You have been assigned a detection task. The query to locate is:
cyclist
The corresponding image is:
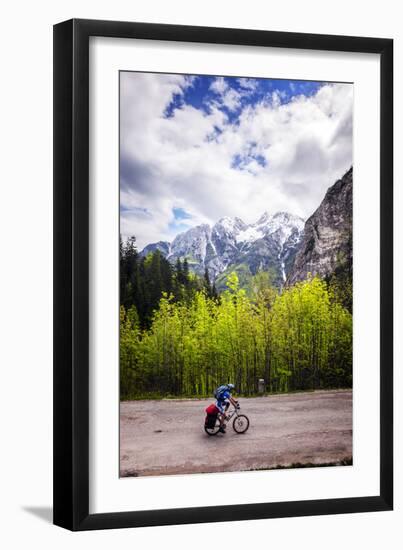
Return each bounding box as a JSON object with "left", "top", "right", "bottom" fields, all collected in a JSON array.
[{"left": 215, "top": 383, "right": 239, "bottom": 433}]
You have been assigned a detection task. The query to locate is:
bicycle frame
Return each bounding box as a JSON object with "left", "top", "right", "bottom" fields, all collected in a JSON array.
[{"left": 220, "top": 406, "right": 240, "bottom": 423}]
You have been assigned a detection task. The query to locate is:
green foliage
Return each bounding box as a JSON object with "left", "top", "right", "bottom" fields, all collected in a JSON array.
[
  {"left": 120, "top": 271, "right": 352, "bottom": 399},
  {"left": 120, "top": 237, "right": 203, "bottom": 328},
  {"left": 215, "top": 262, "right": 254, "bottom": 292},
  {"left": 120, "top": 305, "right": 141, "bottom": 399}
]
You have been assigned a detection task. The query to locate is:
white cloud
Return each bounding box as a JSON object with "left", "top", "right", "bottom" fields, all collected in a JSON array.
[
  {"left": 237, "top": 78, "right": 259, "bottom": 91},
  {"left": 209, "top": 76, "right": 245, "bottom": 112},
  {"left": 120, "top": 73, "right": 353, "bottom": 249},
  {"left": 209, "top": 76, "right": 228, "bottom": 95}
]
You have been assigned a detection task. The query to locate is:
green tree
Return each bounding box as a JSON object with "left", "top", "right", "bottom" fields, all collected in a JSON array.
[{"left": 120, "top": 262, "right": 352, "bottom": 399}]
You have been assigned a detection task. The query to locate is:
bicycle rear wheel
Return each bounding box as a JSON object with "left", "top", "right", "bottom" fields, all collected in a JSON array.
[
  {"left": 204, "top": 416, "right": 221, "bottom": 436},
  {"left": 233, "top": 414, "right": 249, "bottom": 434}
]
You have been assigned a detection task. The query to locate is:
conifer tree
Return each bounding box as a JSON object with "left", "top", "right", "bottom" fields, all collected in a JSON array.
[
  {"left": 203, "top": 267, "right": 212, "bottom": 297},
  {"left": 183, "top": 257, "right": 189, "bottom": 279}
]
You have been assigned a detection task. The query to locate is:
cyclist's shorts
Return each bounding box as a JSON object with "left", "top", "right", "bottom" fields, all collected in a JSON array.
[{"left": 216, "top": 400, "right": 226, "bottom": 413}]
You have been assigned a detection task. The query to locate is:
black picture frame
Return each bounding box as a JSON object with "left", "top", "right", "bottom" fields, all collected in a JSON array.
[{"left": 53, "top": 18, "right": 393, "bottom": 531}]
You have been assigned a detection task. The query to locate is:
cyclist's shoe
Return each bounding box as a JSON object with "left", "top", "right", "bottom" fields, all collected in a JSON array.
[{"left": 219, "top": 426, "right": 226, "bottom": 433}]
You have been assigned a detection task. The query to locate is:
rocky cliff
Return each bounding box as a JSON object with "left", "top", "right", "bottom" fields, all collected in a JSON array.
[{"left": 286, "top": 167, "right": 352, "bottom": 286}]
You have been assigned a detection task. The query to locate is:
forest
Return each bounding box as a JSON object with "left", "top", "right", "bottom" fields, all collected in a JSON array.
[{"left": 120, "top": 237, "right": 352, "bottom": 399}]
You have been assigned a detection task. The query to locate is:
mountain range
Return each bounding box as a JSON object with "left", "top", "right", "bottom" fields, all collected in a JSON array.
[
  {"left": 141, "top": 211, "right": 305, "bottom": 287},
  {"left": 140, "top": 167, "right": 353, "bottom": 290}
]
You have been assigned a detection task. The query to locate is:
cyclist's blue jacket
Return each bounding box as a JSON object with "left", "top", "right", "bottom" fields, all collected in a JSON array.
[{"left": 216, "top": 390, "right": 231, "bottom": 412}]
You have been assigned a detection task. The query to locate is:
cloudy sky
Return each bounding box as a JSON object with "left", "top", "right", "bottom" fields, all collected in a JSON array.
[{"left": 120, "top": 72, "right": 353, "bottom": 249}]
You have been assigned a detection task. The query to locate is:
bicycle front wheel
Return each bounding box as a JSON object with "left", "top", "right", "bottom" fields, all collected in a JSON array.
[{"left": 233, "top": 414, "right": 249, "bottom": 434}]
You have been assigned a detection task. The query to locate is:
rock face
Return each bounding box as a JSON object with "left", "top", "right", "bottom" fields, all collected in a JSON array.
[
  {"left": 140, "top": 211, "right": 304, "bottom": 286},
  {"left": 286, "top": 167, "right": 352, "bottom": 286},
  {"left": 141, "top": 241, "right": 170, "bottom": 257}
]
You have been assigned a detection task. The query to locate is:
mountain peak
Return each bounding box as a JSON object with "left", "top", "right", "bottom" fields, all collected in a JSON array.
[
  {"left": 215, "top": 216, "right": 246, "bottom": 231},
  {"left": 216, "top": 216, "right": 235, "bottom": 228},
  {"left": 273, "top": 211, "right": 290, "bottom": 219},
  {"left": 272, "top": 211, "right": 305, "bottom": 228},
  {"left": 255, "top": 211, "right": 271, "bottom": 225}
]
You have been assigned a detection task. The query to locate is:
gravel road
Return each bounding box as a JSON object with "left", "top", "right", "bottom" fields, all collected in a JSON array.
[{"left": 120, "top": 389, "right": 352, "bottom": 477}]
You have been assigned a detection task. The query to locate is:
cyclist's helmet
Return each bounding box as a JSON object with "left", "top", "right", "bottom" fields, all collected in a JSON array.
[{"left": 227, "top": 383, "right": 235, "bottom": 391}]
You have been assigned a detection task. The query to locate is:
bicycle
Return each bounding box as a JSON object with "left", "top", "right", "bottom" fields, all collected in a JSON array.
[{"left": 204, "top": 402, "right": 250, "bottom": 436}]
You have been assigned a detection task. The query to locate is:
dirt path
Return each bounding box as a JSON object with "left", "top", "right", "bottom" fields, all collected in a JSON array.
[{"left": 120, "top": 389, "right": 352, "bottom": 477}]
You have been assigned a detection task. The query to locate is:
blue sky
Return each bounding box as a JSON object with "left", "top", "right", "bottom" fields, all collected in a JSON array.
[
  {"left": 120, "top": 73, "right": 353, "bottom": 249},
  {"left": 165, "top": 76, "right": 323, "bottom": 122}
]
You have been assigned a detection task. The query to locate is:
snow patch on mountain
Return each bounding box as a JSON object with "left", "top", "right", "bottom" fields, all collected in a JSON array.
[
  {"left": 236, "top": 226, "right": 263, "bottom": 244},
  {"left": 237, "top": 211, "right": 304, "bottom": 247}
]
